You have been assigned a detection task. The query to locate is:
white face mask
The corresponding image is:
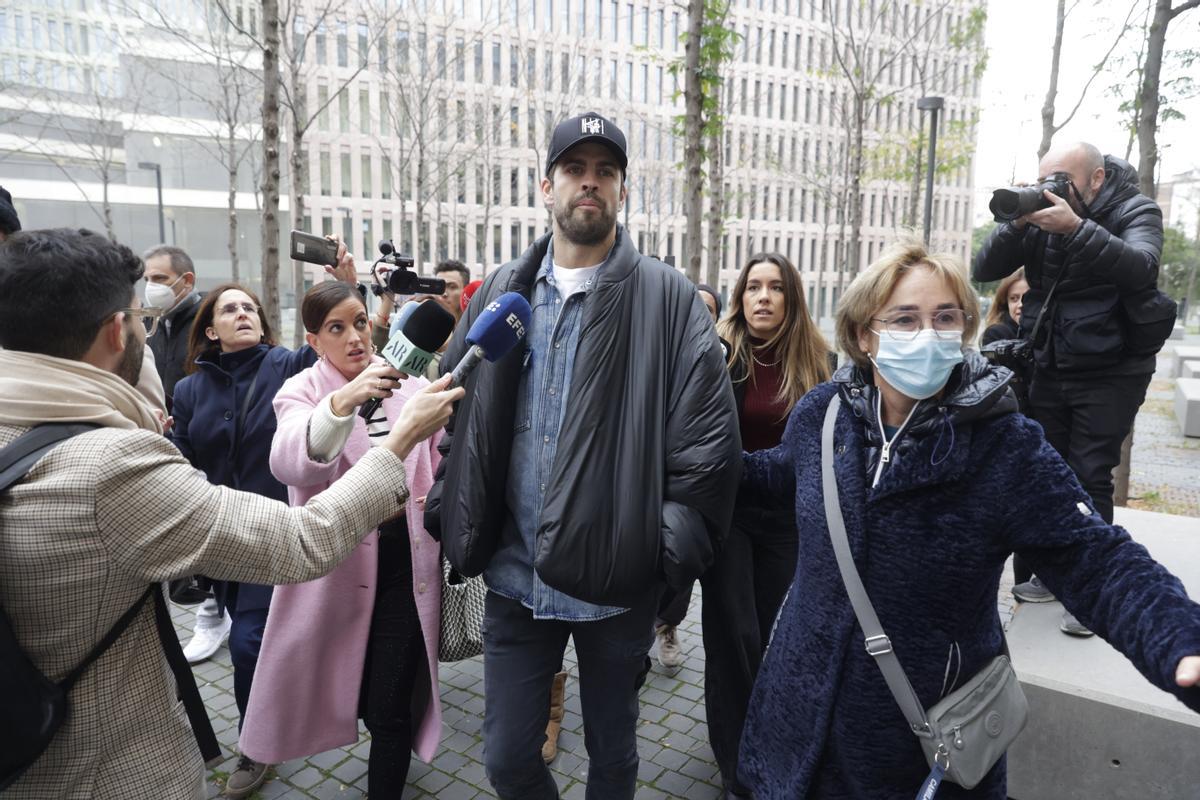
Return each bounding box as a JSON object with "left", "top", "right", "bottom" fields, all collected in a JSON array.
[{"left": 144, "top": 275, "right": 183, "bottom": 311}]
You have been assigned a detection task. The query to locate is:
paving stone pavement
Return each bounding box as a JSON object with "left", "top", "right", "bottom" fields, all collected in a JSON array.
[{"left": 177, "top": 341, "right": 1198, "bottom": 798}]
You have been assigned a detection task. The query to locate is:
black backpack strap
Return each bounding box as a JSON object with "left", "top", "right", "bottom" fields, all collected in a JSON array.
[
  {"left": 58, "top": 586, "right": 155, "bottom": 692},
  {"left": 151, "top": 587, "right": 222, "bottom": 764},
  {"left": 0, "top": 423, "right": 100, "bottom": 493}
]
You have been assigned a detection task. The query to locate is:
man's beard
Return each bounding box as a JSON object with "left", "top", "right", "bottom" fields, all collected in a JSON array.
[
  {"left": 553, "top": 193, "right": 617, "bottom": 246},
  {"left": 117, "top": 330, "right": 143, "bottom": 387}
]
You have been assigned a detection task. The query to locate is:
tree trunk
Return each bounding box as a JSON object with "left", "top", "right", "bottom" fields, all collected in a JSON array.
[
  {"left": 841, "top": 94, "right": 865, "bottom": 298},
  {"left": 1038, "top": 0, "right": 1067, "bottom": 160},
  {"left": 290, "top": 114, "right": 307, "bottom": 347},
  {"left": 704, "top": 95, "right": 725, "bottom": 289},
  {"left": 259, "top": 0, "right": 283, "bottom": 338},
  {"left": 682, "top": 0, "right": 705, "bottom": 284},
  {"left": 227, "top": 124, "right": 240, "bottom": 283},
  {"left": 1136, "top": 0, "right": 1173, "bottom": 197},
  {"left": 102, "top": 175, "right": 115, "bottom": 242}
]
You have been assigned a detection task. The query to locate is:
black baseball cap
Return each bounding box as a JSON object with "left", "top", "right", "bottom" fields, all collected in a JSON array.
[{"left": 545, "top": 112, "right": 628, "bottom": 175}]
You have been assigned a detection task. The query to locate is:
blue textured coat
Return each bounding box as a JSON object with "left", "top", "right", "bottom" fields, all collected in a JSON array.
[
  {"left": 169, "top": 343, "right": 316, "bottom": 611},
  {"left": 738, "top": 354, "right": 1200, "bottom": 799}
]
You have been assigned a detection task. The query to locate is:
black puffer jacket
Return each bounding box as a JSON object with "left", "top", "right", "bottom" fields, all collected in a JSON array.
[
  {"left": 973, "top": 156, "right": 1172, "bottom": 375},
  {"left": 149, "top": 292, "right": 202, "bottom": 404},
  {"left": 423, "top": 227, "right": 742, "bottom": 606},
  {"left": 833, "top": 350, "right": 1018, "bottom": 485}
]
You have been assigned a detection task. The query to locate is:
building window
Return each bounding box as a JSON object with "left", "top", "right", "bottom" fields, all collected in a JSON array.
[
  {"left": 361, "top": 154, "right": 372, "bottom": 198},
  {"left": 340, "top": 152, "right": 352, "bottom": 197},
  {"left": 336, "top": 20, "right": 348, "bottom": 67},
  {"left": 357, "top": 21, "right": 368, "bottom": 68}
]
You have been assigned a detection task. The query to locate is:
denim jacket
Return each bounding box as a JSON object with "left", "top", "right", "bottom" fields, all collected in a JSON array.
[{"left": 484, "top": 240, "right": 626, "bottom": 621}]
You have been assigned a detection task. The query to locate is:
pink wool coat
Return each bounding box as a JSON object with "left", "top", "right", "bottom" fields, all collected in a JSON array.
[{"left": 239, "top": 356, "right": 443, "bottom": 764}]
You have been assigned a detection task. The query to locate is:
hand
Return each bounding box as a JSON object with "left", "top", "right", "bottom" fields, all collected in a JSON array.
[
  {"left": 1176, "top": 656, "right": 1200, "bottom": 688},
  {"left": 384, "top": 375, "right": 464, "bottom": 459},
  {"left": 1025, "top": 190, "right": 1082, "bottom": 235},
  {"left": 330, "top": 363, "right": 405, "bottom": 417},
  {"left": 153, "top": 409, "right": 174, "bottom": 434},
  {"left": 325, "top": 235, "right": 358, "bottom": 284}
]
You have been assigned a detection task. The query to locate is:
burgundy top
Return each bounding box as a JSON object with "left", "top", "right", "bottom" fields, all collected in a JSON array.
[{"left": 739, "top": 341, "right": 791, "bottom": 452}]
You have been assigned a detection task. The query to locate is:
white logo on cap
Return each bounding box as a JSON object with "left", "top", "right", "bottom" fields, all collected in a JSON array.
[{"left": 581, "top": 117, "right": 605, "bottom": 135}]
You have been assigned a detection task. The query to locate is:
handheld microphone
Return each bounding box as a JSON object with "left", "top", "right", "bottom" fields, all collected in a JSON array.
[
  {"left": 449, "top": 292, "right": 533, "bottom": 387},
  {"left": 359, "top": 300, "right": 456, "bottom": 420},
  {"left": 388, "top": 299, "right": 421, "bottom": 338}
]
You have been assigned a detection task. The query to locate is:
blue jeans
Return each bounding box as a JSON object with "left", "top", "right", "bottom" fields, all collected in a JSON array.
[
  {"left": 481, "top": 590, "right": 657, "bottom": 800},
  {"left": 229, "top": 604, "right": 268, "bottom": 732}
]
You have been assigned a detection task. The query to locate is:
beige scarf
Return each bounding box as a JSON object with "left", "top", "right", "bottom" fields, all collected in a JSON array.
[{"left": 0, "top": 349, "right": 163, "bottom": 434}]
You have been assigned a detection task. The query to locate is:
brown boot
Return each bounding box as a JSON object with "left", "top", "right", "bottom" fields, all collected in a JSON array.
[{"left": 541, "top": 670, "right": 568, "bottom": 763}]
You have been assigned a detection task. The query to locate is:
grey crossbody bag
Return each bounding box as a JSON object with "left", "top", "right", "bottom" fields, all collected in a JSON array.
[{"left": 821, "top": 395, "right": 1028, "bottom": 794}]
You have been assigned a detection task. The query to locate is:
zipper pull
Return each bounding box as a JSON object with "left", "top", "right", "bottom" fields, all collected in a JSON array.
[
  {"left": 953, "top": 726, "right": 964, "bottom": 749},
  {"left": 880, "top": 440, "right": 892, "bottom": 464}
]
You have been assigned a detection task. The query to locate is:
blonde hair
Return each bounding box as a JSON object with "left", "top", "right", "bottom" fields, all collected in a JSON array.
[
  {"left": 835, "top": 237, "right": 980, "bottom": 369},
  {"left": 719, "top": 252, "right": 831, "bottom": 414},
  {"left": 985, "top": 267, "right": 1027, "bottom": 329}
]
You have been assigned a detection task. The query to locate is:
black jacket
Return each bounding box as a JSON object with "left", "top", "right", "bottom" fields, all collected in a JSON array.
[
  {"left": 424, "top": 227, "right": 742, "bottom": 606},
  {"left": 149, "top": 292, "right": 202, "bottom": 403},
  {"left": 973, "top": 156, "right": 1173, "bottom": 376}
]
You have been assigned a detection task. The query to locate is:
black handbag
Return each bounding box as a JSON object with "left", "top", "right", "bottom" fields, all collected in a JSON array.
[{"left": 0, "top": 423, "right": 220, "bottom": 790}]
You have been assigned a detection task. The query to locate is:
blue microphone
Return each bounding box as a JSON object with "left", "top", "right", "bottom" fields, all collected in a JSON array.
[
  {"left": 359, "top": 300, "right": 456, "bottom": 420},
  {"left": 449, "top": 292, "right": 533, "bottom": 387}
]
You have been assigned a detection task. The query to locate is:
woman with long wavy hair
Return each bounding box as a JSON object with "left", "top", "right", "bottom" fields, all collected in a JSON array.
[{"left": 702, "top": 252, "right": 832, "bottom": 797}]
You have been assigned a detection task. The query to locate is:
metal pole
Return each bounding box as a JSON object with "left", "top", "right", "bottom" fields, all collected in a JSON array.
[
  {"left": 137, "top": 161, "right": 166, "bottom": 243},
  {"left": 916, "top": 97, "right": 944, "bottom": 245},
  {"left": 154, "top": 165, "right": 165, "bottom": 244}
]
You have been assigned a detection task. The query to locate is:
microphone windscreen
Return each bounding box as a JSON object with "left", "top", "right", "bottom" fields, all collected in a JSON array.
[
  {"left": 401, "top": 300, "right": 456, "bottom": 353},
  {"left": 465, "top": 292, "right": 533, "bottom": 361},
  {"left": 389, "top": 300, "right": 421, "bottom": 337}
]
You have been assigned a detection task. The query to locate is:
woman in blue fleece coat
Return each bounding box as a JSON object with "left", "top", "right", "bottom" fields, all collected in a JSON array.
[{"left": 737, "top": 239, "right": 1200, "bottom": 800}]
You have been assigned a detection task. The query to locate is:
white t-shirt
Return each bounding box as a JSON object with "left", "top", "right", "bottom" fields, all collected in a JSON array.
[{"left": 552, "top": 262, "right": 602, "bottom": 300}]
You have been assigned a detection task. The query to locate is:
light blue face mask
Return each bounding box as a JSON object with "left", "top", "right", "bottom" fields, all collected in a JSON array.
[{"left": 869, "top": 328, "right": 963, "bottom": 400}]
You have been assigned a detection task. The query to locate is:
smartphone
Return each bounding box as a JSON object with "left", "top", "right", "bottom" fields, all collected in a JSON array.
[{"left": 290, "top": 230, "right": 339, "bottom": 267}]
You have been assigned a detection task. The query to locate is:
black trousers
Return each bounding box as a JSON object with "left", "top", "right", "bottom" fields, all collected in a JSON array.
[
  {"left": 656, "top": 582, "right": 694, "bottom": 628},
  {"left": 1028, "top": 370, "right": 1152, "bottom": 524},
  {"left": 700, "top": 502, "right": 798, "bottom": 792},
  {"left": 358, "top": 521, "right": 425, "bottom": 798}
]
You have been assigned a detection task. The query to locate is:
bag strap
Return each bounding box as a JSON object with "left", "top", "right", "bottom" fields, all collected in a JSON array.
[
  {"left": 229, "top": 366, "right": 263, "bottom": 463},
  {"left": 151, "top": 586, "right": 222, "bottom": 764},
  {"left": 59, "top": 586, "right": 155, "bottom": 691},
  {"left": 0, "top": 423, "right": 101, "bottom": 493},
  {"left": 1025, "top": 261, "right": 1067, "bottom": 348},
  {"left": 821, "top": 395, "right": 933, "bottom": 736}
]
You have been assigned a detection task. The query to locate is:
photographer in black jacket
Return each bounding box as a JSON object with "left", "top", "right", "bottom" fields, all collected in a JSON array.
[{"left": 974, "top": 141, "right": 1174, "bottom": 636}]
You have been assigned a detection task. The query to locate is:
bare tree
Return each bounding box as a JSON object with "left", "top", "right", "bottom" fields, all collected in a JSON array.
[
  {"left": 1038, "top": 0, "right": 1139, "bottom": 159},
  {"left": 11, "top": 31, "right": 149, "bottom": 241},
  {"left": 680, "top": 0, "right": 705, "bottom": 283},
  {"left": 133, "top": 5, "right": 262, "bottom": 281},
  {"left": 820, "top": 0, "right": 961, "bottom": 285}
]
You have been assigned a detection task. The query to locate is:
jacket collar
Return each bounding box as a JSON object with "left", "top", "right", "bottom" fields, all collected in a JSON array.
[
  {"left": 196, "top": 343, "right": 269, "bottom": 377},
  {"left": 833, "top": 351, "right": 1017, "bottom": 499},
  {"left": 504, "top": 225, "right": 640, "bottom": 296}
]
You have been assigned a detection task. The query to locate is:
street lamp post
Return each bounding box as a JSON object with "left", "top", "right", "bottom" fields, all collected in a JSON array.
[
  {"left": 916, "top": 96, "right": 944, "bottom": 245},
  {"left": 137, "top": 161, "right": 166, "bottom": 244}
]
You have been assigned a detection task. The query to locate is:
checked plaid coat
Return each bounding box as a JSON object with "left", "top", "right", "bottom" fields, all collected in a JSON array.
[{"left": 0, "top": 425, "right": 409, "bottom": 799}]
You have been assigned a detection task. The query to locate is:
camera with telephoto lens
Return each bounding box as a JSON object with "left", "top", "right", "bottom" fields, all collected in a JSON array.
[
  {"left": 988, "top": 172, "right": 1073, "bottom": 223},
  {"left": 371, "top": 240, "right": 446, "bottom": 296}
]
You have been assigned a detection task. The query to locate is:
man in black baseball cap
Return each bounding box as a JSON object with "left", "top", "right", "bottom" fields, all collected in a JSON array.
[
  {"left": 426, "top": 110, "right": 740, "bottom": 800},
  {"left": 0, "top": 186, "right": 21, "bottom": 241}
]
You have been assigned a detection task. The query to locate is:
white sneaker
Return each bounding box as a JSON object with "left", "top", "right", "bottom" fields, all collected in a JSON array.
[
  {"left": 183, "top": 613, "right": 231, "bottom": 664},
  {"left": 655, "top": 624, "right": 684, "bottom": 669}
]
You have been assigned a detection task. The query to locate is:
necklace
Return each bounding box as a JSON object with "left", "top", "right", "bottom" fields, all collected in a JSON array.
[{"left": 751, "top": 348, "right": 781, "bottom": 368}]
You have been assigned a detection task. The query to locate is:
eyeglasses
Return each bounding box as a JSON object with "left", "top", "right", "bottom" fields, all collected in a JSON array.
[
  {"left": 871, "top": 308, "right": 971, "bottom": 341},
  {"left": 115, "top": 307, "right": 164, "bottom": 338},
  {"left": 217, "top": 302, "right": 259, "bottom": 317}
]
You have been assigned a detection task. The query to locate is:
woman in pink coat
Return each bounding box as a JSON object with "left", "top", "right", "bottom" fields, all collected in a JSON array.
[{"left": 239, "top": 282, "right": 444, "bottom": 795}]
